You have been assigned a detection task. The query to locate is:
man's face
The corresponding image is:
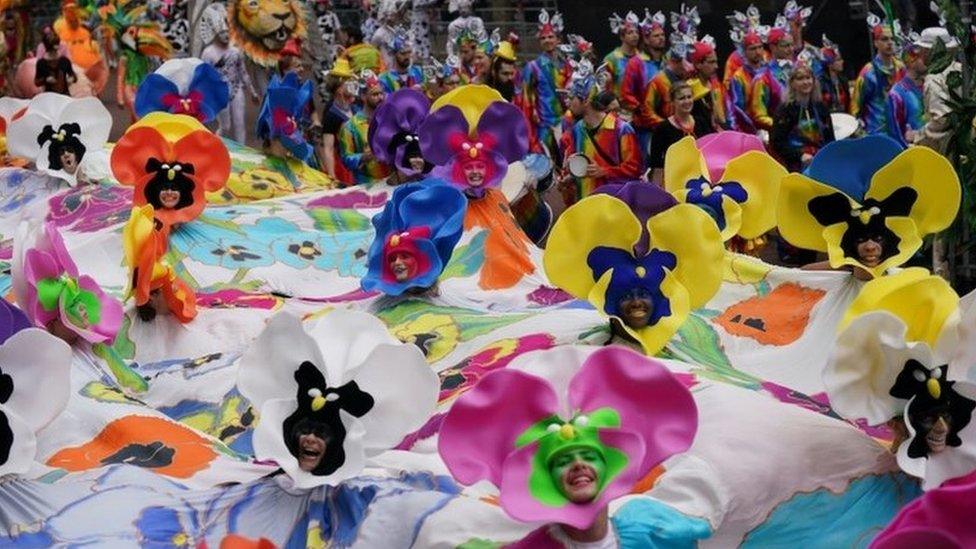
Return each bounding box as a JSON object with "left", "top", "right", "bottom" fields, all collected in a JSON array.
[
  {"left": 622, "top": 27, "right": 639, "bottom": 48},
  {"left": 64, "top": 5, "right": 80, "bottom": 27},
  {"left": 745, "top": 42, "right": 765, "bottom": 65},
  {"left": 407, "top": 155, "right": 425, "bottom": 172},
  {"left": 875, "top": 32, "right": 896, "bottom": 56},
  {"left": 856, "top": 235, "right": 884, "bottom": 267},
  {"left": 539, "top": 31, "right": 558, "bottom": 53},
  {"left": 159, "top": 188, "right": 182, "bottom": 209},
  {"left": 395, "top": 48, "right": 412, "bottom": 69},
  {"left": 773, "top": 38, "right": 793, "bottom": 60},
  {"left": 568, "top": 96, "right": 585, "bottom": 116},
  {"left": 549, "top": 447, "right": 606, "bottom": 504},
  {"left": 920, "top": 412, "right": 951, "bottom": 454},
  {"left": 696, "top": 52, "right": 718, "bottom": 79},
  {"left": 496, "top": 61, "right": 517, "bottom": 85},
  {"left": 459, "top": 41, "right": 475, "bottom": 64},
  {"left": 296, "top": 431, "right": 328, "bottom": 471},
  {"left": 389, "top": 251, "right": 417, "bottom": 282},
  {"left": 474, "top": 50, "right": 490, "bottom": 75},
  {"left": 60, "top": 149, "right": 79, "bottom": 173},
  {"left": 646, "top": 28, "right": 666, "bottom": 51},
  {"left": 463, "top": 159, "right": 487, "bottom": 186},
  {"left": 909, "top": 53, "right": 928, "bottom": 75},
  {"left": 830, "top": 57, "right": 844, "bottom": 73},
  {"left": 619, "top": 294, "right": 653, "bottom": 328},
  {"left": 365, "top": 86, "right": 386, "bottom": 109}
]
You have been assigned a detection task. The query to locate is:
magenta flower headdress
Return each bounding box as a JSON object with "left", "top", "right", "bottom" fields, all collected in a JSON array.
[
  {"left": 12, "top": 222, "right": 123, "bottom": 345},
  {"left": 438, "top": 346, "right": 697, "bottom": 529}
]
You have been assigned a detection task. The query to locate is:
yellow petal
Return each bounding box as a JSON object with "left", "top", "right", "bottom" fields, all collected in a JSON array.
[
  {"left": 663, "top": 136, "right": 709, "bottom": 194},
  {"left": 777, "top": 173, "right": 854, "bottom": 252},
  {"left": 130, "top": 112, "right": 208, "bottom": 143},
  {"left": 646, "top": 203, "right": 725, "bottom": 308},
  {"left": 822, "top": 217, "right": 922, "bottom": 278},
  {"left": 866, "top": 147, "right": 961, "bottom": 235},
  {"left": 122, "top": 205, "right": 156, "bottom": 269},
  {"left": 718, "top": 198, "right": 743, "bottom": 241},
  {"left": 614, "top": 271, "right": 691, "bottom": 356},
  {"left": 722, "top": 150, "right": 787, "bottom": 239},
  {"left": 430, "top": 85, "right": 505, "bottom": 135}
]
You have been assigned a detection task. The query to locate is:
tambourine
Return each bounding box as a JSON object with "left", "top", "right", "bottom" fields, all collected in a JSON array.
[
  {"left": 566, "top": 153, "right": 590, "bottom": 177},
  {"left": 831, "top": 112, "right": 860, "bottom": 141}
]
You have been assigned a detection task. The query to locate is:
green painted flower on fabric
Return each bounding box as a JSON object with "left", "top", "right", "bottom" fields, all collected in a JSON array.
[{"left": 37, "top": 276, "right": 103, "bottom": 328}]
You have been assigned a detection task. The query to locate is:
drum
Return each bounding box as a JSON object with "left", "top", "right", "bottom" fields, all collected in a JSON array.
[
  {"left": 831, "top": 112, "right": 859, "bottom": 140},
  {"left": 505, "top": 154, "right": 555, "bottom": 245},
  {"left": 500, "top": 161, "right": 529, "bottom": 203},
  {"left": 566, "top": 153, "right": 590, "bottom": 178}
]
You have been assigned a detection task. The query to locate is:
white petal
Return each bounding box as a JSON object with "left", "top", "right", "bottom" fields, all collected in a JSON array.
[
  {"left": 154, "top": 58, "right": 204, "bottom": 95},
  {"left": 7, "top": 111, "right": 49, "bottom": 161},
  {"left": 61, "top": 97, "right": 112, "bottom": 153},
  {"left": 350, "top": 343, "right": 438, "bottom": 450},
  {"left": 237, "top": 312, "right": 326, "bottom": 409},
  {"left": 0, "top": 329, "right": 72, "bottom": 432},
  {"left": 304, "top": 309, "right": 399, "bottom": 386},
  {"left": 824, "top": 311, "right": 933, "bottom": 426},
  {"left": 0, "top": 97, "right": 28, "bottom": 123},
  {"left": 0, "top": 408, "right": 37, "bottom": 477},
  {"left": 10, "top": 221, "right": 38, "bottom": 321}
]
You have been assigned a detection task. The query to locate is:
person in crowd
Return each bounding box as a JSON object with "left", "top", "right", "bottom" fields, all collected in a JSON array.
[
  {"left": 648, "top": 80, "right": 705, "bottom": 177},
  {"left": 748, "top": 23, "right": 794, "bottom": 134},
  {"left": 338, "top": 71, "right": 391, "bottom": 185},
  {"left": 637, "top": 39, "right": 689, "bottom": 130},
  {"left": 426, "top": 56, "right": 462, "bottom": 100},
  {"left": 619, "top": 10, "right": 666, "bottom": 118},
  {"left": 54, "top": 0, "right": 106, "bottom": 95},
  {"left": 320, "top": 58, "right": 357, "bottom": 183},
  {"left": 688, "top": 37, "right": 731, "bottom": 134},
  {"left": 521, "top": 9, "right": 571, "bottom": 157},
  {"left": 340, "top": 25, "right": 385, "bottom": 74},
  {"left": 378, "top": 27, "right": 425, "bottom": 93},
  {"left": 726, "top": 28, "right": 765, "bottom": 133},
  {"left": 602, "top": 12, "right": 646, "bottom": 101},
  {"left": 201, "top": 14, "right": 258, "bottom": 144},
  {"left": 34, "top": 29, "right": 76, "bottom": 95},
  {"left": 770, "top": 56, "right": 835, "bottom": 172},
  {"left": 819, "top": 35, "right": 850, "bottom": 113},
  {"left": 852, "top": 15, "right": 905, "bottom": 136},
  {"left": 724, "top": 4, "right": 765, "bottom": 87},
  {"left": 559, "top": 90, "right": 641, "bottom": 205},
  {"left": 887, "top": 33, "right": 926, "bottom": 147},
  {"left": 784, "top": 1, "right": 820, "bottom": 71},
  {"left": 484, "top": 41, "right": 520, "bottom": 104}
]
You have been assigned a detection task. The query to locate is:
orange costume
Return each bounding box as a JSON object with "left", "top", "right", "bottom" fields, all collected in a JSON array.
[{"left": 54, "top": 1, "right": 108, "bottom": 94}]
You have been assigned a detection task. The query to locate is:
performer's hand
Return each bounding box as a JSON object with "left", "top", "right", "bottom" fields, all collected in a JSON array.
[
  {"left": 585, "top": 164, "right": 606, "bottom": 178},
  {"left": 801, "top": 153, "right": 813, "bottom": 165}
]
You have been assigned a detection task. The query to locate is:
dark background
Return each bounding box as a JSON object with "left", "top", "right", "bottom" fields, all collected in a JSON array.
[{"left": 557, "top": 0, "right": 940, "bottom": 78}]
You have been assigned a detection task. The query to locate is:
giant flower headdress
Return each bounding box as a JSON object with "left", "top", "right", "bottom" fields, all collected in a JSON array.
[
  {"left": 237, "top": 310, "right": 437, "bottom": 488},
  {"left": 824, "top": 268, "right": 976, "bottom": 489},
  {"left": 544, "top": 187, "right": 724, "bottom": 355},
  {"left": 361, "top": 182, "right": 467, "bottom": 296},
  {"left": 368, "top": 88, "right": 432, "bottom": 177},
  {"left": 777, "top": 135, "right": 960, "bottom": 278},
  {"left": 256, "top": 72, "right": 315, "bottom": 165},
  {"left": 12, "top": 222, "right": 123, "bottom": 345},
  {"left": 111, "top": 112, "right": 230, "bottom": 229},
  {"left": 0, "top": 300, "right": 72, "bottom": 477},
  {"left": 135, "top": 57, "right": 230, "bottom": 123},
  {"left": 419, "top": 85, "right": 528, "bottom": 196},
  {"left": 438, "top": 346, "right": 698, "bottom": 529},
  {"left": 7, "top": 93, "right": 112, "bottom": 186},
  {"left": 664, "top": 133, "right": 785, "bottom": 243}
]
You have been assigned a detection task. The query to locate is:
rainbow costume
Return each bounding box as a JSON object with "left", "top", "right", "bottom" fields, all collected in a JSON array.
[
  {"left": 637, "top": 67, "right": 682, "bottom": 129},
  {"left": 521, "top": 52, "right": 571, "bottom": 156},
  {"left": 886, "top": 76, "right": 924, "bottom": 148},
  {"left": 748, "top": 59, "right": 791, "bottom": 132},
  {"left": 560, "top": 113, "right": 641, "bottom": 204},
  {"left": 378, "top": 65, "right": 425, "bottom": 94},
  {"left": 339, "top": 111, "right": 392, "bottom": 185},
  {"left": 852, "top": 54, "right": 906, "bottom": 136}
]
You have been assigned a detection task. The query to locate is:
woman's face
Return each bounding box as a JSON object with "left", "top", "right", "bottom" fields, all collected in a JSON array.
[
  {"left": 474, "top": 50, "right": 490, "bottom": 75},
  {"left": 462, "top": 159, "right": 487, "bottom": 186},
  {"left": 856, "top": 235, "right": 883, "bottom": 267},
  {"left": 792, "top": 70, "right": 815, "bottom": 96},
  {"left": 59, "top": 149, "right": 79, "bottom": 174},
  {"left": 159, "top": 188, "right": 182, "bottom": 209},
  {"left": 673, "top": 87, "right": 694, "bottom": 115}
]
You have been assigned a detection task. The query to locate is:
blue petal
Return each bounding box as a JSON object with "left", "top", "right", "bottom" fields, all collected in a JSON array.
[
  {"left": 134, "top": 74, "right": 180, "bottom": 119},
  {"left": 804, "top": 135, "right": 904, "bottom": 201}
]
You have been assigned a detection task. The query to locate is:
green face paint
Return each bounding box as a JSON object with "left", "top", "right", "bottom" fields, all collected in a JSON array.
[{"left": 548, "top": 446, "right": 607, "bottom": 504}]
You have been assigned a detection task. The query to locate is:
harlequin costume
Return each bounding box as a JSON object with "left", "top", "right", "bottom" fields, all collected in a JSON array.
[
  {"left": 723, "top": 5, "right": 766, "bottom": 88},
  {"left": 619, "top": 10, "right": 666, "bottom": 117},
  {"left": 602, "top": 12, "right": 649, "bottom": 103},
  {"left": 237, "top": 309, "right": 437, "bottom": 488},
  {"left": 825, "top": 269, "right": 976, "bottom": 490},
  {"left": 636, "top": 32, "right": 692, "bottom": 130},
  {"left": 688, "top": 37, "right": 733, "bottom": 132},
  {"left": 544, "top": 184, "right": 725, "bottom": 355},
  {"left": 338, "top": 71, "right": 392, "bottom": 185},
  {"left": 747, "top": 26, "right": 792, "bottom": 132},
  {"left": 521, "top": 9, "right": 572, "bottom": 158},
  {"left": 852, "top": 15, "right": 906, "bottom": 136},
  {"left": 887, "top": 30, "right": 925, "bottom": 148},
  {"left": 377, "top": 26, "right": 425, "bottom": 93},
  {"left": 725, "top": 9, "right": 766, "bottom": 134},
  {"left": 439, "top": 345, "right": 698, "bottom": 534},
  {"left": 112, "top": 113, "right": 230, "bottom": 323},
  {"left": 777, "top": 135, "right": 960, "bottom": 279},
  {"left": 561, "top": 110, "right": 642, "bottom": 205},
  {"left": 361, "top": 182, "right": 466, "bottom": 296}
]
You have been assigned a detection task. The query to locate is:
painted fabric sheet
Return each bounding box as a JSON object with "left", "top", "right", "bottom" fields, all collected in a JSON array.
[{"left": 0, "top": 141, "right": 921, "bottom": 548}]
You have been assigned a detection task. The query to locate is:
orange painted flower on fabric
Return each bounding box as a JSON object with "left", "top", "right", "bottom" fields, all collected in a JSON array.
[
  {"left": 463, "top": 188, "right": 535, "bottom": 290},
  {"left": 716, "top": 283, "right": 826, "bottom": 346},
  {"left": 111, "top": 113, "right": 230, "bottom": 229},
  {"left": 218, "top": 535, "right": 277, "bottom": 549},
  {"left": 47, "top": 415, "right": 218, "bottom": 479}
]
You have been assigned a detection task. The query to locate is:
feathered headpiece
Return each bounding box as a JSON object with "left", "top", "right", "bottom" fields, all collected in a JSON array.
[
  {"left": 608, "top": 11, "right": 640, "bottom": 35},
  {"left": 783, "top": 0, "right": 812, "bottom": 25},
  {"left": 767, "top": 15, "right": 791, "bottom": 45},
  {"left": 99, "top": 0, "right": 173, "bottom": 58},
  {"left": 561, "top": 34, "right": 593, "bottom": 61},
  {"left": 388, "top": 25, "right": 412, "bottom": 53},
  {"left": 537, "top": 8, "right": 564, "bottom": 37},
  {"left": 821, "top": 34, "right": 841, "bottom": 64},
  {"left": 728, "top": 4, "right": 765, "bottom": 47},
  {"left": 670, "top": 3, "right": 700, "bottom": 37},
  {"left": 641, "top": 9, "right": 666, "bottom": 34},
  {"left": 867, "top": 11, "right": 894, "bottom": 40}
]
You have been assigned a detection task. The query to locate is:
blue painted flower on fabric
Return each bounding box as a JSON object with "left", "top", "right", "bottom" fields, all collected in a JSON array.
[
  {"left": 683, "top": 176, "right": 748, "bottom": 232},
  {"left": 135, "top": 505, "right": 203, "bottom": 548},
  {"left": 587, "top": 246, "right": 677, "bottom": 322}
]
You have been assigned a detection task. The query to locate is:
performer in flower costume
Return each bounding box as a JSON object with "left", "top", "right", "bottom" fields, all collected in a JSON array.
[
  {"left": 112, "top": 113, "right": 230, "bottom": 322},
  {"left": 361, "top": 182, "right": 466, "bottom": 296},
  {"left": 439, "top": 346, "right": 698, "bottom": 543},
  {"left": 544, "top": 188, "right": 724, "bottom": 355},
  {"left": 134, "top": 58, "right": 230, "bottom": 124},
  {"left": 778, "top": 135, "right": 959, "bottom": 279},
  {"left": 825, "top": 269, "right": 976, "bottom": 490},
  {"left": 0, "top": 299, "right": 72, "bottom": 478},
  {"left": 663, "top": 133, "right": 785, "bottom": 253},
  {"left": 852, "top": 13, "right": 906, "bottom": 136},
  {"left": 419, "top": 84, "right": 534, "bottom": 290},
  {"left": 257, "top": 72, "right": 316, "bottom": 167},
  {"left": 12, "top": 222, "right": 123, "bottom": 345},
  {"left": 521, "top": 9, "right": 571, "bottom": 158},
  {"left": 237, "top": 310, "right": 437, "bottom": 488},
  {"left": 367, "top": 88, "right": 432, "bottom": 185},
  {"left": 98, "top": 0, "right": 173, "bottom": 122},
  {"left": 6, "top": 93, "right": 111, "bottom": 186}
]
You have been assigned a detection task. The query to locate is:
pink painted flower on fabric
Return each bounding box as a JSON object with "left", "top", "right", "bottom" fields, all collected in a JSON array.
[
  {"left": 438, "top": 346, "right": 698, "bottom": 529},
  {"left": 46, "top": 183, "right": 133, "bottom": 232},
  {"left": 13, "top": 222, "right": 123, "bottom": 344}
]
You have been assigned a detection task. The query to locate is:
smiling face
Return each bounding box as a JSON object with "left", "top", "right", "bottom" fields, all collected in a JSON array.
[
  {"left": 388, "top": 251, "right": 418, "bottom": 282},
  {"left": 856, "top": 234, "right": 884, "bottom": 267},
  {"left": 159, "top": 188, "right": 182, "bottom": 209},
  {"left": 549, "top": 446, "right": 606, "bottom": 504},
  {"left": 539, "top": 31, "right": 558, "bottom": 53},
  {"left": 672, "top": 84, "right": 694, "bottom": 116},
  {"left": 791, "top": 68, "right": 815, "bottom": 97},
  {"left": 290, "top": 417, "right": 333, "bottom": 472},
  {"left": 462, "top": 159, "right": 487, "bottom": 186},
  {"left": 920, "top": 411, "right": 952, "bottom": 454},
  {"left": 619, "top": 294, "right": 653, "bottom": 329}
]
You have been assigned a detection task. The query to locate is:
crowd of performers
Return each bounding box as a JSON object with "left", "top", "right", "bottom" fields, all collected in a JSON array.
[{"left": 1, "top": 1, "right": 975, "bottom": 547}]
